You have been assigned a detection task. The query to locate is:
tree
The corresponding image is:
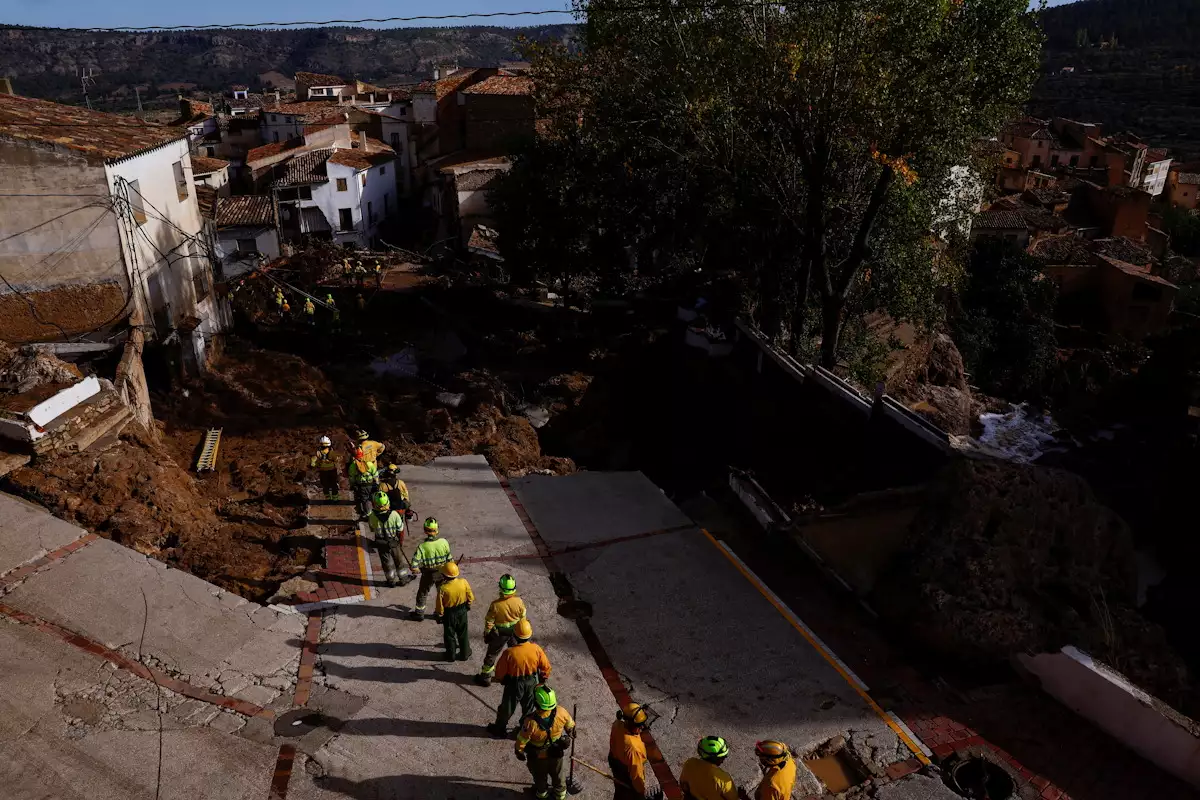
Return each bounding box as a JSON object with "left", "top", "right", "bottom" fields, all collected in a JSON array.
[
  {"left": 951, "top": 242, "right": 1058, "bottom": 398},
  {"left": 1162, "top": 206, "right": 1200, "bottom": 258},
  {"left": 502, "top": 0, "right": 1042, "bottom": 366}
]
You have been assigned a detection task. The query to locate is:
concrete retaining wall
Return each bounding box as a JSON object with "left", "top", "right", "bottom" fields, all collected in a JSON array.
[{"left": 1019, "top": 646, "right": 1200, "bottom": 788}]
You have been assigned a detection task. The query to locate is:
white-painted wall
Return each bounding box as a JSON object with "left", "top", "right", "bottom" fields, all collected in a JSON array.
[
  {"left": 106, "top": 141, "right": 224, "bottom": 370},
  {"left": 261, "top": 112, "right": 305, "bottom": 144},
  {"left": 314, "top": 155, "right": 397, "bottom": 248},
  {"left": 1019, "top": 646, "right": 1200, "bottom": 788},
  {"left": 413, "top": 93, "right": 437, "bottom": 124},
  {"left": 1143, "top": 159, "right": 1172, "bottom": 197},
  {"left": 215, "top": 227, "right": 280, "bottom": 278},
  {"left": 194, "top": 166, "right": 229, "bottom": 195}
]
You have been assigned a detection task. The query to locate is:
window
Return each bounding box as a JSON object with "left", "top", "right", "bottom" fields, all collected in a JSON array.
[
  {"left": 312, "top": 87, "right": 326, "bottom": 96},
  {"left": 399, "top": 107, "right": 406, "bottom": 117},
  {"left": 173, "top": 160, "right": 188, "bottom": 200},
  {"left": 270, "top": 114, "right": 277, "bottom": 123},
  {"left": 1037, "top": 140, "right": 1044, "bottom": 148},
  {"left": 1132, "top": 283, "right": 1163, "bottom": 302},
  {"left": 273, "top": 131, "right": 280, "bottom": 143},
  {"left": 1031, "top": 155, "right": 1042, "bottom": 168},
  {"left": 1050, "top": 154, "right": 1060, "bottom": 168},
  {"left": 360, "top": 173, "right": 367, "bottom": 188},
  {"left": 1069, "top": 155, "right": 1079, "bottom": 168},
  {"left": 236, "top": 238, "right": 257, "bottom": 254},
  {"left": 380, "top": 165, "right": 387, "bottom": 176},
  {"left": 205, "top": 146, "right": 216, "bottom": 157},
  {"left": 128, "top": 179, "right": 147, "bottom": 225},
  {"left": 1089, "top": 155, "right": 1099, "bottom": 167},
  {"left": 278, "top": 188, "right": 298, "bottom": 201},
  {"left": 337, "top": 177, "right": 348, "bottom": 192},
  {"left": 390, "top": 132, "right": 400, "bottom": 147},
  {"left": 338, "top": 208, "right": 354, "bottom": 231},
  {"left": 192, "top": 260, "right": 211, "bottom": 302},
  {"left": 298, "top": 186, "right": 312, "bottom": 201},
  {"left": 368, "top": 201, "right": 375, "bottom": 224},
  {"left": 383, "top": 193, "right": 390, "bottom": 215}
]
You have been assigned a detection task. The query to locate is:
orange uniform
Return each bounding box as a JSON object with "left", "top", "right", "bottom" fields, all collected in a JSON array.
[
  {"left": 494, "top": 641, "right": 552, "bottom": 681},
  {"left": 609, "top": 719, "right": 649, "bottom": 795}
]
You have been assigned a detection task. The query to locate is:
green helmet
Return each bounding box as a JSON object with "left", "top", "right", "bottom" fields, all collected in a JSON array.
[
  {"left": 498, "top": 574, "right": 517, "bottom": 595},
  {"left": 424, "top": 517, "right": 439, "bottom": 535},
  {"left": 534, "top": 685, "right": 557, "bottom": 711},
  {"left": 698, "top": 736, "right": 730, "bottom": 762},
  {"left": 372, "top": 491, "right": 390, "bottom": 511}
]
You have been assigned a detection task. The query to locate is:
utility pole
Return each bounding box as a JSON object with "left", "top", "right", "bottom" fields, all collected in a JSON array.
[{"left": 135, "top": 85, "right": 143, "bottom": 113}]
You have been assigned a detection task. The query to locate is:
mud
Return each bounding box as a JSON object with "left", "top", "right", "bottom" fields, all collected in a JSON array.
[{"left": 0, "top": 283, "right": 127, "bottom": 343}]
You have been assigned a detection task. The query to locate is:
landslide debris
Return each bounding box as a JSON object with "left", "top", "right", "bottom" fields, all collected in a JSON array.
[{"left": 871, "top": 458, "right": 1192, "bottom": 710}]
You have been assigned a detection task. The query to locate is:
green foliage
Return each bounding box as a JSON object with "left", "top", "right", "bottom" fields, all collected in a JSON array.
[
  {"left": 1162, "top": 206, "right": 1200, "bottom": 258},
  {"left": 497, "top": 0, "right": 1041, "bottom": 368},
  {"left": 952, "top": 242, "right": 1058, "bottom": 398}
]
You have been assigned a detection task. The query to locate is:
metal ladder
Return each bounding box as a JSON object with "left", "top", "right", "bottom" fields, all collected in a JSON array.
[{"left": 195, "top": 428, "right": 222, "bottom": 472}]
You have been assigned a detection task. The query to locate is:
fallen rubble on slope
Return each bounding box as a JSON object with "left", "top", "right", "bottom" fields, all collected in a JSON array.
[{"left": 871, "top": 458, "right": 1193, "bottom": 712}]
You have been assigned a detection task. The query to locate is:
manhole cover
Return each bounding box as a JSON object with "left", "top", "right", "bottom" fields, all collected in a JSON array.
[
  {"left": 274, "top": 709, "right": 328, "bottom": 737},
  {"left": 948, "top": 756, "right": 1016, "bottom": 800}
]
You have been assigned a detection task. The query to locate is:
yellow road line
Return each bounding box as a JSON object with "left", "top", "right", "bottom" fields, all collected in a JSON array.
[
  {"left": 701, "top": 528, "right": 931, "bottom": 764},
  {"left": 355, "top": 526, "right": 372, "bottom": 601}
]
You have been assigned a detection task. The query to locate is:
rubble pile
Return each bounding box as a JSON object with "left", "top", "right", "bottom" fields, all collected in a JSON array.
[
  {"left": 0, "top": 340, "right": 83, "bottom": 394},
  {"left": 871, "top": 459, "right": 1192, "bottom": 709}
]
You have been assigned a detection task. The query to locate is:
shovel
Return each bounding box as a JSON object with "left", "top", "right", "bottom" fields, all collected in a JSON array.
[{"left": 567, "top": 703, "right": 584, "bottom": 795}]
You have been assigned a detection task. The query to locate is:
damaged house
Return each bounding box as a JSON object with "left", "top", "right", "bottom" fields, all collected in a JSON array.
[{"left": 0, "top": 89, "right": 229, "bottom": 375}]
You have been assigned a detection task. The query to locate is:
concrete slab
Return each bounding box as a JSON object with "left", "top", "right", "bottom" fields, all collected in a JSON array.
[
  {"left": 872, "top": 772, "right": 962, "bottom": 800},
  {"left": 0, "top": 619, "right": 278, "bottom": 800},
  {"left": 3, "top": 536, "right": 305, "bottom": 682},
  {"left": 513, "top": 471, "right": 912, "bottom": 790},
  {"left": 0, "top": 491, "right": 89, "bottom": 575}
]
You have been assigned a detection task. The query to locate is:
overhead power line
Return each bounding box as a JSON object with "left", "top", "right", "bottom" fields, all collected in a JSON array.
[{"left": 0, "top": 1, "right": 791, "bottom": 33}]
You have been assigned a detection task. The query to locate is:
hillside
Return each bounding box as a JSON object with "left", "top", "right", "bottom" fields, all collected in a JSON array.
[
  {"left": 1033, "top": 0, "right": 1200, "bottom": 159},
  {"left": 0, "top": 25, "right": 575, "bottom": 112}
]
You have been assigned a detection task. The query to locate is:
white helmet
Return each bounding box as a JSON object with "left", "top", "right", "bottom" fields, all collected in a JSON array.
[{"left": 319, "top": 435, "right": 332, "bottom": 447}]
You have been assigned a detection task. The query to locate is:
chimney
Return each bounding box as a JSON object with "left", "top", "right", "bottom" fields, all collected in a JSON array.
[
  {"left": 359, "top": 130, "right": 369, "bottom": 151},
  {"left": 0, "top": 77, "right": 14, "bottom": 95},
  {"left": 179, "top": 95, "right": 191, "bottom": 119},
  {"left": 275, "top": 89, "right": 281, "bottom": 104}
]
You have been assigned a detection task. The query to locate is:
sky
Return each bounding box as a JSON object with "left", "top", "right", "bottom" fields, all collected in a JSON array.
[{"left": 5, "top": 0, "right": 1080, "bottom": 32}]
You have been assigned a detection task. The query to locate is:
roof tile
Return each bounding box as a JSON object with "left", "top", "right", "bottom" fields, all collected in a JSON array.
[
  {"left": 190, "top": 155, "right": 229, "bottom": 175},
  {"left": 462, "top": 75, "right": 534, "bottom": 96},
  {"left": 0, "top": 93, "right": 184, "bottom": 162},
  {"left": 216, "top": 195, "right": 276, "bottom": 228}
]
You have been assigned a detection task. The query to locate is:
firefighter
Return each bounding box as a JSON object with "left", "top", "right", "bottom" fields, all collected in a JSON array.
[
  {"left": 374, "top": 258, "right": 383, "bottom": 287},
  {"left": 356, "top": 292, "right": 366, "bottom": 311},
  {"left": 409, "top": 517, "right": 451, "bottom": 621},
  {"left": 515, "top": 685, "right": 575, "bottom": 800},
  {"left": 303, "top": 297, "right": 315, "bottom": 325},
  {"left": 309, "top": 435, "right": 340, "bottom": 501},
  {"left": 355, "top": 429, "right": 385, "bottom": 463},
  {"left": 486, "top": 619, "right": 550, "bottom": 737},
  {"left": 609, "top": 703, "right": 654, "bottom": 799},
  {"left": 354, "top": 259, "right": 367, "bottom": 287},
  {"left": 750, "top": 741, "right": 796, "bottom": 800},
  {"left": 342, "top": 258, "right": 353, "bottom": 283},
  {"left": 377, "top": 464, "right": 411, "bottom": 517},
  {"left": 435, "top": 561, "right": 474, "bottom": 661},
  {"left": 679, "top": 737, "right": 738, "bottom": 800},
  {"left": 476, "top": 573, "right": 527, "bottom": 686},
  {"left": 348, "top": 448, "right": 379, "bottom": 519},
  {"left": 367, "top": 491, "right": 409, "bottom": 587}
]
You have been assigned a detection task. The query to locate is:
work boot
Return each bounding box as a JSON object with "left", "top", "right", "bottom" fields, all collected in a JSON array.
[
  {"left": 411, "top": 609, "right": 425, "bottom": 622},
  {"left": 486, "top": 722, "right": 507, "bottom": 739},
  {"left": 386, "top": 571, "right": 399, "bottom": 588},
  {"left": 475, "top": 673, "right": 491, "bottom": 687},
  {"left": 457, "top": 649, "right": 472, "bottom": 661}
]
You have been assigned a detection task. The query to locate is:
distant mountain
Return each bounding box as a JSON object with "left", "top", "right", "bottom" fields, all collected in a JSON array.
[
  {"left": 1033, "top": 0, "right": 1200, "bottom": 159},
  {"left": 0, "top": 25, "right": 575, "bottom": 112}
]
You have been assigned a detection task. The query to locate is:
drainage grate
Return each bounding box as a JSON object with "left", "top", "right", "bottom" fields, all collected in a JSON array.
[
  {"left": 195, "top": 428, "right": 222, "bottom": 472},
  {"left": 273, "top": 709, "right": 328, "bottom": 738}
]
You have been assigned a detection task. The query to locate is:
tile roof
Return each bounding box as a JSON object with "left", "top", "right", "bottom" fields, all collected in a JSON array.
[
  {"left": 468, "top": 225, "right": 501, "bottom": 258},
  {"left": 328, "top": 149, "right": 395, "bottom": 171},
  {"left": 296, "top": 71, "right": 347, "bottom": 87},
  {"left": 1177, "top": 173, "right": 1200, "bottom": 185},
  {"left": 973, "top": 210, "right": 1027, "bottom": 230},
  {"left": 415, "top": 69, "right": 484, "bottom": 101},
  {"left": 231, "top": 84, "right": 249, "bottom": 91},
  {"left": 0, "top": 93, "right": 185, "bottom": 163},
  {"left": 196, "top": 185, "right": 217, "bottom": 221},
  {"left": 1146, "top": 148, "right": 1170, "bottom": 164},
  {"left": 1092, "top": 237, "right": 1153, "bottom": 266},
  {"left": 1030, "top": 234, "right": 1093, "bottom": 265},
  {"left": 462, "top": 75, "right": 534, "bottom": 96},
  {"left": 190, "top": 155, "right": 229, "bottom": 175},
  {"left": 1096, "top": 255, "right": 1177, "bottom": 288},
  {"left": 246, "top": 138, "right": 303, "bottom": 164},
  {"left": 268, "top": 101, "right": 349, "bottom": 124},
  {"left": 1024, "top": 187, "right": 1071, "bottom": 206},
  {"left": 454, "top": 168, "right": 504, "bottom": 192},
  {"left": 230, "top": 93, "right": 268, "bottom": 109},
  {"left": 216, "top": 195, "right": 276, "bottom": 228},
  {"left": 271, "top": 149, "right": 332, "bottom": 187}
]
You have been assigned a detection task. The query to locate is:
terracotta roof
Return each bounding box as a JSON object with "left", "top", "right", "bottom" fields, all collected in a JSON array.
[
  {"left": 431, "top": 151, "right": 508, "bottom": 172},
  {"left": 1092, "top": 237, "right": 1153, "bottom": 266},
  {"left": 268, "top": 101, "right": 349, "bottom": 124},
  {"left": 231, "top": 84, "right": 249, "bottom": 91},
  {"left": 216, "top": 195, "right": 276, "bottom": 228},
  {"left": 328, "top": 149, "right": 394, "bottom": 171},
  {"left": 0, "top": 93, "right": 184, "bottom": 163},
  {"left": 247, "top": 138, "right": 304, "bottom": 164},
  {"left": 1177, "top": 173, "right": 1200, "bottom": 185},
  {"left": 973, "top": 210, "right": 1027, "bottom": 230},
  {"left": 1097, "top": 255, "right": 1177, "bottom": 288},
  {"left": 468, "top": 225, "right": 501, "bottom": 258},
  {"left": 462, "top": 75, "right": 534, "bottom": 96},
  {"left": 271, "top": 149, "right": 332, "bottom": 187},
  {"left": 231, "top": 93, "right": 268, "bottom": 109},
  {"left": 454, "top": 169, "right": 504, "bottom": 192},
  {"left": 190, "top": 155, "right": 229, "bottom": 175},
  {"left": 296, "top": 71, "right": 346, "bottom": 87},
  {"left": 196, "top": 185, "right": 217, "bottom": 221},
  {"left": 1024, "top": 187, "right": 1070, "bottom": 207},
  {"left": 1147, "top": 148, "right": 1170, "bottom": 164},
  {"left": 1030, "top": 234, "right": 1093, "bottom": 265},
  {"left": 415, "top": 69, "right": 483, "bottom": 101}
]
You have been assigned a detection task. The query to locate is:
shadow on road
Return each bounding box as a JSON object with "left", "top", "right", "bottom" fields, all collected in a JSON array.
[
  {"left": 321, "top": 659, "right": 480, "bottom": 685},
  {"left": 315, "top": 773, "right": 531, "bottom": 799},
  {"left": 332, "top": 717, "right": 494, "bottom": 739},
  {"left": 288, "top": 640, "right": 446, "bottom": 660}
]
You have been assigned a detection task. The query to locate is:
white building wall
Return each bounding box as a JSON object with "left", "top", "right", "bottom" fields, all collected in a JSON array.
[
  {"left": 195, "top": 167, "right": 229, "bottom": 194},
  {"left": 106, "top": 140, "right": 224, "bottom": 369},
  {"left": 413, "top": 94, "right": 437, "bottom": 124},
  {"left": 1142, "top": 160, "right": 1171, "bottom": 197},
  {"left": 317, "top": 162, "right": 363, "bottom": 246},
  {"left": 261, "top": 112, "right": 305, "bottom": 144},
  {"left": 216, "top": 227, "right": 280, "bottom": 277}
]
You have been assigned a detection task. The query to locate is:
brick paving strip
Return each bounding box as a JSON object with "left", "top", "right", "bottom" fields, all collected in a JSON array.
[
  {"left": 0, "top": 532, "right": 99, "bottom": 590},
  {"left": 268, "top": 609, "right": 323, "bottom": 800},
  {"left": 496, "top": 475, "right": 685, "bottom": 800}
]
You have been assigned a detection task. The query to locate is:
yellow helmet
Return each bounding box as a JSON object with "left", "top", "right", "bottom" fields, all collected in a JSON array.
[
  {"left": 755, "top": 740, "right": 789, "bottom": 766},
  {"left": 620, "top": 703, "right": 649, "bottom": 728},
  {"left": 514, "top": 619, "right": 533, "bottom": 640},
  {"left": 441, "top": 561, "right": 459, "bottom": 578}
]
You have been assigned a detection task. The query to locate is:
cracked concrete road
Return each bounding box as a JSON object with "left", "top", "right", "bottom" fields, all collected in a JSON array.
[{"left": 0, "top": 490, "right": 88, "bottom": 574}]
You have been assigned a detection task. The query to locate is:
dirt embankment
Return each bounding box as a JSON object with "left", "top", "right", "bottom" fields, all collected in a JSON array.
[
  {"left": 0, "top": 283, "right": 127, "bottom": 343},
  {"left": 871, "top": 459, "right": 1193, "bottom": 712}
]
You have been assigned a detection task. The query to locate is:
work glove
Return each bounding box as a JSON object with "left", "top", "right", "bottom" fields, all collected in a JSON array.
[
  {"left": 515, "top": 751, "right": 527, "bottom": 762},
  {"left": 647, "top": 790, "right": 665, "bottom": 800}
]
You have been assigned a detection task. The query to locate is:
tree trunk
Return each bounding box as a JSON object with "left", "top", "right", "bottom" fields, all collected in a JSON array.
[
  {"left": 819, "top": 293, "right": 844, "bottom": 369},
  {"left": 757, "top": 260, "right": 784, "bottom": 341},
  {"left": 787, "top": 262, "right": 811, "bottom": 356}
]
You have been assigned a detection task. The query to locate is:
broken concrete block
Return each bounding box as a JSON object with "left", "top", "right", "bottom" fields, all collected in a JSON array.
[{"left": 208, "top": 712, "right": 247, "bottom": 734}]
